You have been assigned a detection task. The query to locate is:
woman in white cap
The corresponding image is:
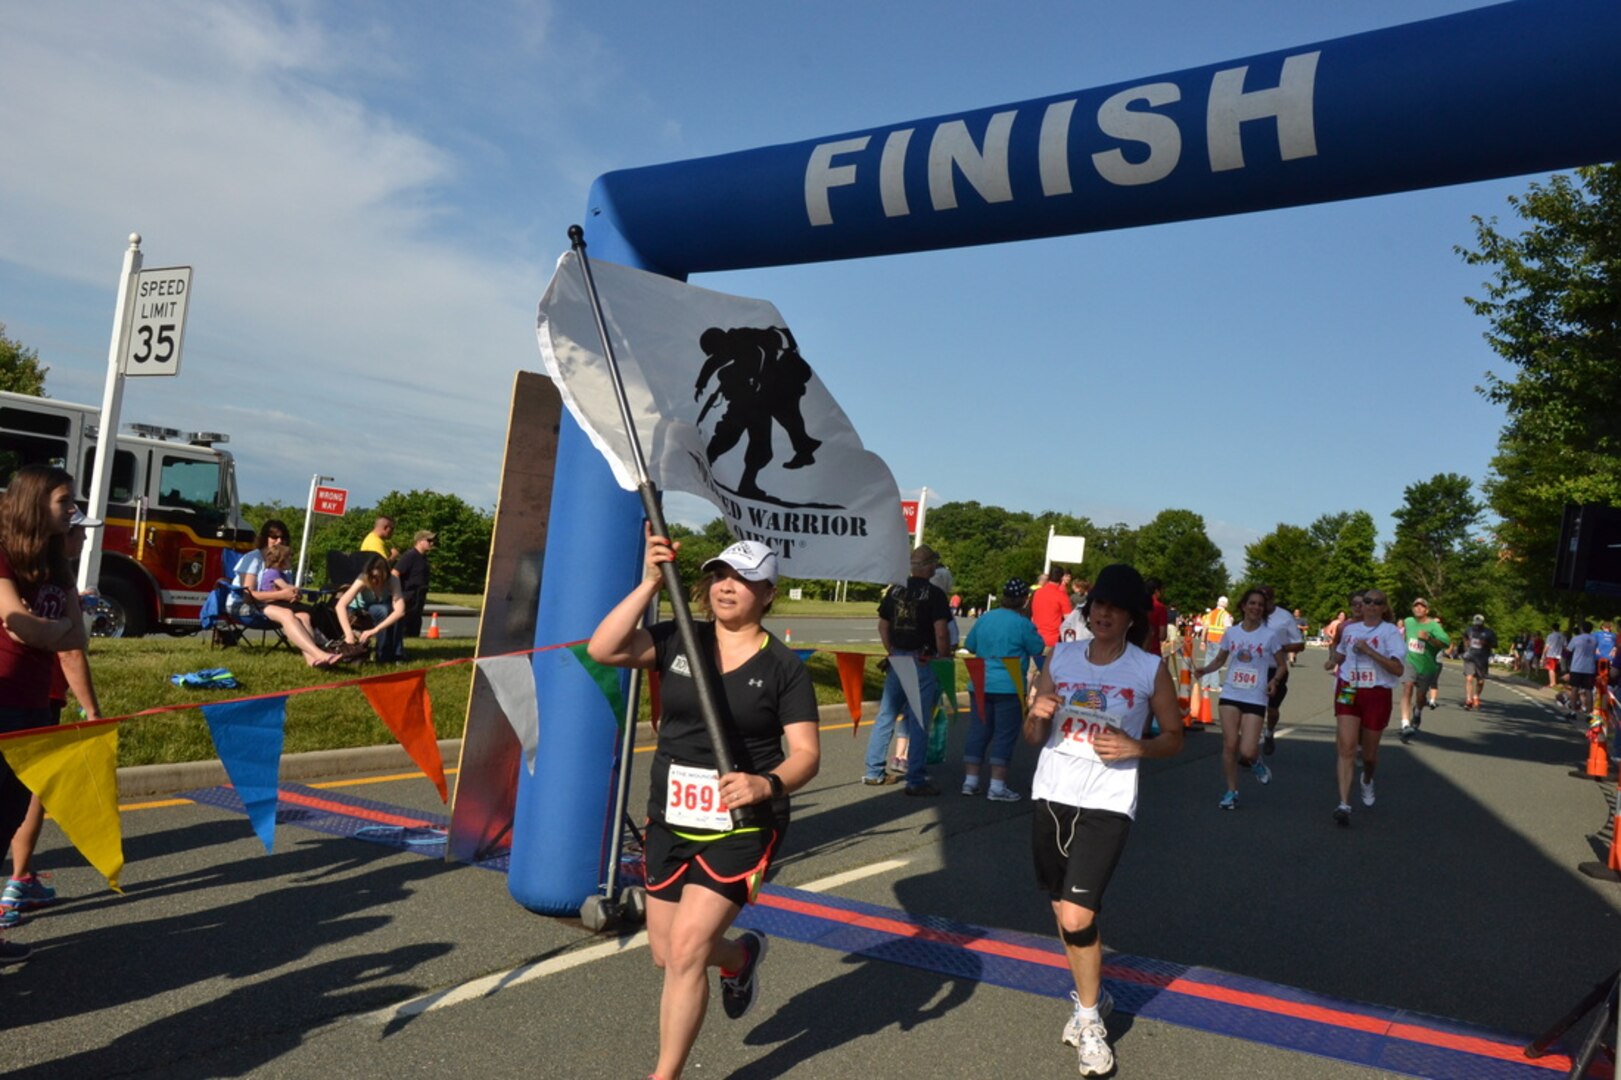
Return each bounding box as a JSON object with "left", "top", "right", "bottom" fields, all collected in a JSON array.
[
  {"left": 589, "top": 533, "right": 820, "bottom": 1080},
  {"left": 1024, "top": 563, "right": 1184, "bottom": 1077}
]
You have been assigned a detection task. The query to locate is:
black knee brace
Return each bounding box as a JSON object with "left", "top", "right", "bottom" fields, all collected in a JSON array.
[{"left": 1061, "top": 922, "right": 1099, "bottom": 948}]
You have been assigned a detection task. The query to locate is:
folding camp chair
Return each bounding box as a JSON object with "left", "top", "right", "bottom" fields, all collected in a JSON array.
[{"left": 204, "top": 548, "right": 292, "bottom": 651}]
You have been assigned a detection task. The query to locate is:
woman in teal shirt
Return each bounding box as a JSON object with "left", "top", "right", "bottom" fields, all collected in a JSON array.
[{"left": 962, "top": 578, "right": 1046, "bottom": 801}]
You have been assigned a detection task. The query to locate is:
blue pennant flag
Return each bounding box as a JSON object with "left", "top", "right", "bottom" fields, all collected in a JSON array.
[{"left": 201, "top": 697, "right": 288, "bottom": 853}]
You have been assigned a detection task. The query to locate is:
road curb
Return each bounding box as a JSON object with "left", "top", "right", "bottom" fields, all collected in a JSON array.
[
  {"left": 116, "top": 694, "right": 968, "bottom": 799},
  {"left": 118, "top": 739, "right": 464, "bottom": 799}
]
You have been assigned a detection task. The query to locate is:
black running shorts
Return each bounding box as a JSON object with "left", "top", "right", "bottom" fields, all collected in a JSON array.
[
  {"left": 643, "top": 820, "right": 782, "bottom": 908},
  {"left": 1032, "top": 800, "right": 1132, "bottom": 912}
]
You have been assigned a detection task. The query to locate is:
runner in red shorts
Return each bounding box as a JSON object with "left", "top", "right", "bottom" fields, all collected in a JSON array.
[{"left": 1330, "top": 590, "right": 1405, "bottom": 827}]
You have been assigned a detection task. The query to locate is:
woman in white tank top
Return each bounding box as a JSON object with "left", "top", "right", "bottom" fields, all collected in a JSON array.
[{"left": 1022, "top": 564, "right": 1184, "bottom": 1077}]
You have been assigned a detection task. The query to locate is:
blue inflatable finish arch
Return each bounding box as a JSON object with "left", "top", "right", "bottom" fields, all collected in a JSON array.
[{"left": 509, "top": 0, "right": 1621, "bottom": 913}]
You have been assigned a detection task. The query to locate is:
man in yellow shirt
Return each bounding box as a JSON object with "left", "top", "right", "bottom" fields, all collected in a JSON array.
[{"left": 360, "top": 515, "right": 397, "bottom": 561}]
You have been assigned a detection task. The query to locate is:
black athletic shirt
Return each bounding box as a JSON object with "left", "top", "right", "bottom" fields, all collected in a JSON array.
[{"left": 647, "top": 620, "right": 818, "bottom": 827}]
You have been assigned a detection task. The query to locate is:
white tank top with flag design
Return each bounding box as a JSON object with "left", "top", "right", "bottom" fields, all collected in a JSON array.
[{"left": 1033, "top": 639, "right": 1161, "bottom": 819}]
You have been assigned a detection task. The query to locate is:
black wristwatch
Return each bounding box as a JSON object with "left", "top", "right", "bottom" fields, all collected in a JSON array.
[{"left": 764, "top": 772, "right": 786, "bottom": 798}]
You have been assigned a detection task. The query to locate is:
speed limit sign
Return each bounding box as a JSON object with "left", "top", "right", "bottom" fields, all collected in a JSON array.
[{"left": 121, "top": 266, "right": 193, "bottom": 377}]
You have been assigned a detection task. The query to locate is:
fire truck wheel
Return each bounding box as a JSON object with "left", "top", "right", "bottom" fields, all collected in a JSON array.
[{"left": 96, "top": 578, "right": 150, "bottom": 639}]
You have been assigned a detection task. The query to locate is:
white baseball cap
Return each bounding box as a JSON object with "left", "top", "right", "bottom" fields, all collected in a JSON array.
[
  {"left": 701, "top": 540, "right": 778, "bottom": 584},
  {"left": 69, "top": 508, "right": 104, "bottom": 529}
]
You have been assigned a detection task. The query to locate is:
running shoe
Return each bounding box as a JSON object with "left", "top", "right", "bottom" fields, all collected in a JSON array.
[
  {"left": 719, "top": 930, "right": 767, "bottom": 1020},
  {"left": 1263, "top": 730, "right": 1276, "bottom": 756},
  {"left": 1076, "top": 1018, "right": 1114, "bottom": 1077},
  {"left": 1062, "top": 989, "right": 1115, "bottom": 1047},
  {"left": 986, "top": 787, "right": 1021, "bottom": 803},
  {"left": 1360, "top": 777, "right": 1376, "bottom": 807},
  {"left": 960, "top": 782, "right": 979, "bottom": 797},
  {"left": 0, "top": 935, "right": 30, "bottom": 965},
  {"left": 1334, "top": 803, "right": 1351, "bottom": 827},
  {"left": 903, "top": 782, "right": 941, "bottom": 797},
  {"left": 1219, "top": 790, "right": 1238, "bottom": 811},
  {"left": 861, "top": 775, "right": 897, "bottom": 786},
  {"left": 2, "top": 875, "right": 56, "bottom": 915},
  {"left": 1399, "top": 725, "right": 1414, "bottom": 744},
  {"left": 1412, "top": 710, "right": 1424, "bottom": 729},
  {"left": 0, "top": 905, "right": 18, "bottom": 929},
  {"left": 1252, "top": 760, "right": 1272, "bottom": 785}
]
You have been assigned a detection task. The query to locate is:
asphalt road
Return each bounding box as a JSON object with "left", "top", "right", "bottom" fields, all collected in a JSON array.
[{"left": 5, "top": 651, "right": 1618, "bottom": 1078}]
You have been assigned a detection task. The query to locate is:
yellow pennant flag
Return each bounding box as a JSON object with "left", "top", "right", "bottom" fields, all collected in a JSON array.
[
  {"left": 1001, "top": 658, "right": 1028, "bottom": 715},
  {"left": 0, "top": 721, "right": 124, "bottom": 891}
]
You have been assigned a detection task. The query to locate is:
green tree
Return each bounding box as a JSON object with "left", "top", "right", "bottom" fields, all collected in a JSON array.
[
  {"left": 1313, "top": 511, "right": 1379, "bottom": 621},
  {"left": 1384, "top": 473, "right": 1484, "bottom": 616},
  {"left": 0, "top": 323, "right": 48, "bottom": 396},
  {"left": 1077, "top": 522, "right": 1140, "bottom": 585},
  {"left": 1133, "top": 509, "right": 1226, "bottom": 613},
  {"left": 375, "top": 490, "right": 493, "bottom": 594},
  {"left": 1459, "top": 165, "right": 1621, "bottom": 611},
  {"left": 1243, "top": 523, "right": 1321, "bottom": 612}
]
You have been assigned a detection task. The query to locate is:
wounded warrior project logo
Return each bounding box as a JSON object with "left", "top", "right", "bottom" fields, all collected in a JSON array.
[
  {"left": 686, "top": 325, "right": 873, "bottom": 560},
  {"left": 692, "top": 325, "right": 822, "bottom": 501}
]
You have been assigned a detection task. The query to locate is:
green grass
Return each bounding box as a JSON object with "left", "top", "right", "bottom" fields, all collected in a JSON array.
[
  {"left": 427, "top": 592, "right": 482, "bottom": 610},
  {"left": 84, "top": 636, "right": 477, "bottom": 768},
  {"left": 83, "top": 636, "right": 964, "bottom": 767}
]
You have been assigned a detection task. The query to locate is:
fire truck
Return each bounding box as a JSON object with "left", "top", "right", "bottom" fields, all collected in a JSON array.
[{"left": 0, "top": 389, "right": 255, "bottom": 636}]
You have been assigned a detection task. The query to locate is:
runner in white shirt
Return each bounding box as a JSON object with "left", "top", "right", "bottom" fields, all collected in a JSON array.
[
  {"left": 1259, "top": 585, "right": 1306, "bottom": 755},
  {"left": 1023, "top": 564, "right": 1184, "bottom": 1078},
  {"left": 1192, "top": 589, "right": 1288, "bottom": 809},
  {"left": 1331, "top": 589, "right": 1406, "bottom": 826}
]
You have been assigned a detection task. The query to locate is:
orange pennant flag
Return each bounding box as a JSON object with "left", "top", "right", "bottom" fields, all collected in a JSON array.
[
  {"left": 834, "top": 652, "right": 867, "bottom": 734},
  {"left": 0, "top": 720, "right": 123, "bottom": 891},
  {"left": 359, "top": 671, "right": 448, "bottom": 802},
  {"left": 963, "top": 657, "right": 988, "bottom": 722}
]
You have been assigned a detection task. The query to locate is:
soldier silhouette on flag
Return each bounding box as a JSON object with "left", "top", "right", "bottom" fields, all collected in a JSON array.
[{"left": 693, "top": 325, "right": 821, "bottom": 499}]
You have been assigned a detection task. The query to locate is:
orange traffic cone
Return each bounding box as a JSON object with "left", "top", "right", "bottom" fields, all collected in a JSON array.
[
  {"left": 1608, "top": 789, "right": 1621, "bottom": 873},
  {"left": 427, "top": 612, "right": 440, "bottom": 640},
  {"left": 1176, "top": 658, "right": 1192, "bottom": 716},
  {"left": 785, "top": 627, "right": 792, "bottom": 644},
  {"left": 1198, "top": 692, "right": 1213, "bottom": 726}
]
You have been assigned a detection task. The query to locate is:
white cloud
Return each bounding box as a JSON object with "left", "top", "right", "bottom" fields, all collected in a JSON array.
[{"left": 0, "top": 3, "right": 558, "bottom": 508}]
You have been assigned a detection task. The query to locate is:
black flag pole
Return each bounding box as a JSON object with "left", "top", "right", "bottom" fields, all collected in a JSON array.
[{"left": 567, "top": 225, "right": 747, "bottom": 826}]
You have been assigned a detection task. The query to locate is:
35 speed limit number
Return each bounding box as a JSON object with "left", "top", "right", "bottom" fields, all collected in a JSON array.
[{"left": 121, "top": 266, "right": 193, "bottom": 377}]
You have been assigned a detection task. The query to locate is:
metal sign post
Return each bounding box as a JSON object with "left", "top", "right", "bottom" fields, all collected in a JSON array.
[
  {"left": 296, "top": 474, "right": 336, "bottom": 586},
  {"left": 79, "top": 234, "right": 143, "bottom": 594}
]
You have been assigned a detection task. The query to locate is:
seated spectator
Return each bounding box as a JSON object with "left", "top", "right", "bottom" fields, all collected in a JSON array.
[
  {"left": 233, "top": 520, "right": 343, "bottom": 669},
  {"left": 257, "top": 543, "right": 293, "bottom": 593},
  {"left": 337, "top": 554, "right": 408, "bottom": 663}
]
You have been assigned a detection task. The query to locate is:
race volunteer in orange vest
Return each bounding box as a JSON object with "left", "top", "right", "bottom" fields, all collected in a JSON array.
[{"left": 1197, "top": 596, "right": 1232, "bottom": 691}]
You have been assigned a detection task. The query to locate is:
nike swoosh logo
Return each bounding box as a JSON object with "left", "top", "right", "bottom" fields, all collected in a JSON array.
[{"left": 1070, "top": 886, "right": 1089, "bottom": 894}]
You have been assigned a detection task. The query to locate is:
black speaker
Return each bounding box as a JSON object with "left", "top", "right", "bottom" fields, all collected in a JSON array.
[{"left": 1554, "top": 504, "right": 1621, "bottom": 597}]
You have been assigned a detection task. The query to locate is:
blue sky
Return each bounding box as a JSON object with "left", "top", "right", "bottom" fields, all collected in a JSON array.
[{"left": 0, "top": 1, "right": 1550, "bottom": 577}]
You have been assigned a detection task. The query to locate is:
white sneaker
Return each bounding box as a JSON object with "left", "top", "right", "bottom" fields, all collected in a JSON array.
[
  {"left": 960, "top": 782, "right": 979, "bottom": 797},
  {"left": 986, "top": 787, "right": 1022, "bottom": 802},
  {"left": 1360, "top": 777, "right": 1376, "bottom": 807},
  {"left": 1076, "top": 1018, "right": 1114, "bottom": 1076},
  {"left": 1062, "top": 988, "right": 1113, "bottom": 1047}
]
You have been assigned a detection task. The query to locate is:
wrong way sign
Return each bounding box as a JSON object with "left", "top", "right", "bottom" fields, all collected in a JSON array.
[
  {"left": 314, "top": 486, "right": 349, "bottom": 516},
  {"left": 121, "top": 266, "right": 193, "bottom": 377}
]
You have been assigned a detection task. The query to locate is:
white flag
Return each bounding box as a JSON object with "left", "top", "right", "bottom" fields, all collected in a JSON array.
[{"left": 536, "top": 251, "right": 909, "bottom": 584}]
